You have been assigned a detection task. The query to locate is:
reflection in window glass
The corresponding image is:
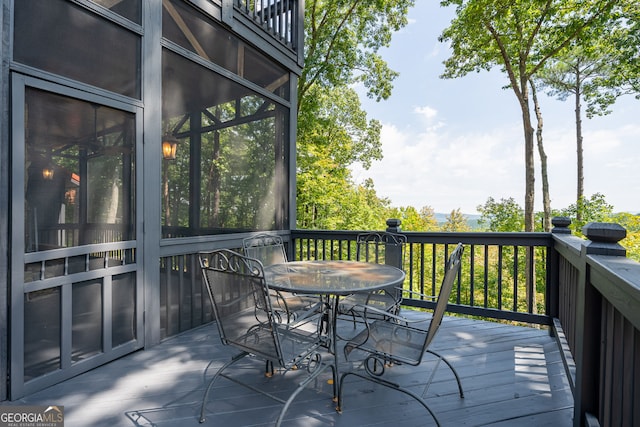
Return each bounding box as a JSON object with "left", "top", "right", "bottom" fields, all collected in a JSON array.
[
  {"left": 24, "top": 288, "right": 61, "bottom": 381},
  {"left": 162, "top": 49, "right": 289, "bottom": 237},
  {"left": 72, "top": 281, "right": 103, "bottom": 362},
  {"left": 112, "top": 273, "right": 137, "bottom": 346},
  {"left": 162, "top": 0, "right": 290, "bottom": 99},
  {"left": 90, "top": 0, "right": 141, "bottom": 24},
  {"left": 24, "top": 88, "right": 136, "bottom": 252},
  {"left": 14, "top": 0, "right": 141, "bottom": 98}
]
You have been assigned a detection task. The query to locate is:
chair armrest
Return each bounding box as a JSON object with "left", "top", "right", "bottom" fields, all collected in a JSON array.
[
  {"left": 351, "top": 303, "right": 429, "bottom": 325},
  {"left": 284, "top": 300, "right": 324, "bottom": 330}
]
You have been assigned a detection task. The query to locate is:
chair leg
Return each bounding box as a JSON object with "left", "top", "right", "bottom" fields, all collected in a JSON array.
[
  {"left": 426, "top": 349, "right": 464, "bottom": 398},
  {"left": 275, "top": 362, "right": 335, "bottom": 427},
  {"left": 199, "top": 352, "right": 248, "bottom": 423},
  {"left": 337, "top": 371, "right": 442, "bottom": 426},
  {"left": 265, "top": 360, "right": 275, "bottom": 377}
]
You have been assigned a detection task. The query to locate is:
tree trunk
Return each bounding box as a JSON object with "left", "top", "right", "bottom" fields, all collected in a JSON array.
[
  {"left": 212, "top": 130, "right": 221, "bottom": 226},
  {"left": 163, "top": 162, "right": 170, "bottom": 227},
  {"left": 518, "top": 76, "right": 536, "bottom": 314},
  {"left": 575, "top": 71, "right": 584, "bottom": 223},
  {"left": 519, "top": 83, "right": 536, "bottom": 233},
  {"left": 530, "top": 80, "right": 551, "bottom": 231}
]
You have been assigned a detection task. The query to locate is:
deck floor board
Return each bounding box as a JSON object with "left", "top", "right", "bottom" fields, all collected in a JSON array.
[{"left": 9, "top": 312, "right": 573, "bottom": 426}]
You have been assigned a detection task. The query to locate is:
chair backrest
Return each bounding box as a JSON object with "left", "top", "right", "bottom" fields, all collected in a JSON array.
[
  {"left": 355, "top": 232, "right": 406, "bottom": 269},
  {"left": 356, "top": 232, "right": 407, "bottom": 303},
  {"left": 243, "top": 233, "right": 288, "bottom": 267},
  {"left": 423, "top": 243, "right": 464, "bottom": 350},
  {"left": 199, "top": 249, "right": 282, "bottom": 362}
]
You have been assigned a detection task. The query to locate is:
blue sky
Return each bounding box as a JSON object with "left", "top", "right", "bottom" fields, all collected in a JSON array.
[{"left": 351, "top": 2, "right": 640, "bottom": 215}]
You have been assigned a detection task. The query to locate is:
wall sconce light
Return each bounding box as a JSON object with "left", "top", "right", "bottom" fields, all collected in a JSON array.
[
  {"left": 42, "top": 166, "right": 55, "bottom": 180},
  {"left": 162, "top": 133, "right": 179, "bottom": 160}
]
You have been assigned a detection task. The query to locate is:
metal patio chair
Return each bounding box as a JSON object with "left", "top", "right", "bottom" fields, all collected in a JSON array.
[
  {"left": 337, "top": 232, "right": 407, "bottom": 327},
  {"left": 243, "top": 233, "right": 323, "bottom": 325},
  {"left": 337, "top": 243, "right": 465, "bottom": 427},
  {"left": 198, "top": 249, "right": 336, "bottom": 426}
]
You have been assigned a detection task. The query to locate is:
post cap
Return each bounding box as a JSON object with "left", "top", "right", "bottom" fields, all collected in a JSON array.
[{"left": 582, "top": 222, "right": 627, "bottom": 256}]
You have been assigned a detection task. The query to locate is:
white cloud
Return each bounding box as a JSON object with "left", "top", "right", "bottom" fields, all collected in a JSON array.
[
  {"left": 352, "top": 121, "right": 527, "bottom": 213},
  {"left": 351, "top": 119, "right": 640, "bottom": 215},
  {"left": 414, "top": 105, "right": 438, "bottom": 121},
  {"left": 350, "top": 1, "right": 640, "bottom": 215}
]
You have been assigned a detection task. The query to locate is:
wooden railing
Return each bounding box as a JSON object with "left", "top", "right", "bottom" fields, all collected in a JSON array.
[
  {"left": 290, "top": 218, "right": 640, "bottom": 427},
  {"left": 233, "top": 0, "right": 300, "bottom": 51},
  {"left": 551, "top": 220, "right": 640, "bottom": 427},
  {"left": 155, "top": 217, "right": 639, "bottom": 426},
  {"left": 291, "top": 222, "right": 554, "bottom": 326}
]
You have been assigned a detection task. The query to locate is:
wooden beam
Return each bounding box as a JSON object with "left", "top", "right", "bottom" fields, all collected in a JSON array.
[{"left": 163, "top": 0, "right": 210, "bottom": 61}]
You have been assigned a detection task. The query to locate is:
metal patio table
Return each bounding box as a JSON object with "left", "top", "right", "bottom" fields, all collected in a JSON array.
[{"left": 263, "top": 260, "right": 406, "bottom": 398}]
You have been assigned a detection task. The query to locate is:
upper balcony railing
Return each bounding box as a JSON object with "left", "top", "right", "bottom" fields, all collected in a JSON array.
[{"left": 233, "top": 0, "right": 301, "bottom": 53}]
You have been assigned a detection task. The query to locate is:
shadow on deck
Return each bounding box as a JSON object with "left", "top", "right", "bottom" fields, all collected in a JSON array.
[{"left": 10, "top": 311, "right": 574, "bottom": 426}]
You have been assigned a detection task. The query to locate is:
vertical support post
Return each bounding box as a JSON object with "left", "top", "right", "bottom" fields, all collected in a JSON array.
[
  {"left": 221, "top": 0, "right": 234, "bottom": 27},
  {"left": 572, "top": 222, "right": 627, "bottom": 426},
  {"left": 572, "top": 244, "right": 602, "bottom": 427},
  {"left": 385, "top": 219, "right": 403, "bottom": 269},
  {"left": 548, "top": 217, "right": 571, "bottom": 321},
  {"left": 142, "top": 0, "right": 163, "bottom": 346}
]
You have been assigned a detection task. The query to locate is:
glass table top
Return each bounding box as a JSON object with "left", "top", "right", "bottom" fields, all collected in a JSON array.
[{"left": 263, "top": 260, "right": 405, "bottom": 295}]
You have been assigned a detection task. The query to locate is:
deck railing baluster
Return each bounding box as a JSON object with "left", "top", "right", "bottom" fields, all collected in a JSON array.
[
  {"left": 289, "top": 229, "right": 552, "bottom": 325},
  {"left": 233, "top": 0, "right": 299, "bottom": 52}
]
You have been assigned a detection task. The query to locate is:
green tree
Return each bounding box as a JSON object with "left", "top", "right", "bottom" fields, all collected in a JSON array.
[
  {"left": 598, "top": 1, "right": 640, "bottom": 99},
  {"left": 442, "top": 208, "right": 470, "bottom": 231},
  {"left": 611, "top": 212, "right": 640, "bottom": 262},
  {"left": 386, "top": 205, "right": 438, "bottom": 232},
  {"left": 296, "top": 86, "right": 385, "bottom": 229},
  {"left": 529, "top": 79, "right": 552, "bottom": 231},
  {"left": 419, "top": 206, "right": 440, "bottom": 231},
  {"left": 558, "top": 192, "right": 613, "bottom": 235},
  {"left": 477, "top": 197, "right": 525, "bottom": 232},
  {"left": 534, "top": 32, "right": 622, "bottom": 224},
  {"left": 296, "top": 0, "right": 414, "bottom": 230},
  {"left": 439, "top": 0, "right": 617, "bottom": 232},
  {"left": 299, "top": 0, "right": 414, "bottom": 109}
]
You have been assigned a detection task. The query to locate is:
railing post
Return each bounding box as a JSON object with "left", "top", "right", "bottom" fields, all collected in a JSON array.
[
  {"left": 385, "top": 218, "right": 401, "bottom": 234},
  {"left": 385, "top": 219, "right": 403, "bottom": 269},
  {"left": 582, "top": 222, "right": 626, "bottom": 257},
  {"left": 573, "top": 222, "right": 627, "bottom": 427},
  {"left": 548, "top": 217, "right": 571, "bottom": 321},
  {"left": 551, "top": 216, "right": 572, "bottom": 234}
]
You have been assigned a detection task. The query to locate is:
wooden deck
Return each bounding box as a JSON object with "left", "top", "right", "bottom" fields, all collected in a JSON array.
[{"left": 9, "top": 312, "right": 574, "bottom": 426}]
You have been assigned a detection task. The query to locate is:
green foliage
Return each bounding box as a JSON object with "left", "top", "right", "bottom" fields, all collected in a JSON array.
[
  {"left": 296, "top": 0, "right": 414, "bottom": 230},
  {"left": 610, "top": 212, "right": 640, "bottom": 232},
  {"left": 477, "top": 197, "right": 525, "bottom": 232},
  {"left": 300, "top": 0, "right": 414, "bottom": 106},
  {"left": 609, "top": 212, "right": 640, "bottom": 261},
  {"left": 438, "top": 0, "right": 618, "bottom": 231},
  {"left": 532, "top": 1, "right": 639, "bottom": 117},
  {"left": 386, "top": 205, "right": 439, "bottom": 232},
  {"left": 296, "top": 85, "right": 389, "bottom": 229},
  {"left": 597, "top": 0, "right": 640, "bottom": 99},
  {"left": 557, "top": 193, "right": 614, "bottom": 235},
  {"left": 442, "top": 208, "right": 470, "bottom": 231}
]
